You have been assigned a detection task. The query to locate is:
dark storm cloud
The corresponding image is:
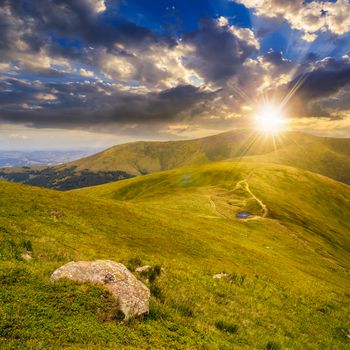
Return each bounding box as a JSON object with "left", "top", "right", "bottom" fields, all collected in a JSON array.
[
  {"left": 183, "top": 18, "right": 259, "bottom": 83},
  {"left": 1, "top": 0, "right": 172, "bottom": 51},
  {"left": 293, "top": 57, "right": 350, "bottom": 100},
  {"left": 280, "top": 56, "right": 350, "bottom": 118},
  {"left": 0, "top": 78, "right": 215, "bottom": 128}
]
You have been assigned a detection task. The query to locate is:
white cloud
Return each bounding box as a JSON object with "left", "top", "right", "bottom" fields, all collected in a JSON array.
[
  {"left": 302, "top": 33, "right": 318, "bottom": 43},
  {"left": 94, "top": 41, "right": 199, "bottom": 91},
  {"left": 79, "top": 68, "right": 95, "bottom": 77},
  {"left": 236, "top": 0, "right": 350, "bottom": 40},
  {"left": 217, "top": 16, "right": 229, "bottom": 27},
  {"left": 35, "top": 93, "right": 57, "bottom": 101},
  {"left": 9, "top": 133, "right": 28, "bottom": 140},
  {"left": 84, "top": 0, "right": 106, "bottom": 13},
  {"left": 325, "top": 0, "right": 350, "bottom": 36},
  {"left": 98, "top": 51, "right": 136, "bottom": 80},
  {"left": 0, "top": 62, "right": 10, "bottom": 71},
  {"left": 229, "top": 26, "right": 260, "bottom": 50}
]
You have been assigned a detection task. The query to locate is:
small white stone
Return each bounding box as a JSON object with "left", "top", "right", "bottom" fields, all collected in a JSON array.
[
  {"left": 135, "top": 265, "right": 152, "bottom": 272},
  {"left": 21, "top": 253, "right": 32, "bottom": 261},
  {"left": 213, "top": 273, "right": 228, "bottom": 279}
]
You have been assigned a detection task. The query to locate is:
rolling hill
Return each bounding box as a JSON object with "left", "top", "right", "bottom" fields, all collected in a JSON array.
[
  {"left": 1, "top": 130, "right": 350, "bottom": 190},
  {"left": 1, "top": 160, "right": 349, "bottom": 349}
]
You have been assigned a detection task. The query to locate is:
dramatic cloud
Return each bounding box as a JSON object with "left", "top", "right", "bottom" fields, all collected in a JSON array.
[
  {"left": 236, "top": 0, "right": 350, "bottom": 41},
  {"left": 0, "top": 77, "right": 216, "bottom": 130},
  {"left": 0, "top": 0, "right": 350, "bottom": 143},
  {"left": 282, "top": 56, "right": 350, "bottom": 118},
  {"left": 184, "top": 18, "right": 259, "bottom": 83},
  {"left": 0, "top": 4, "right": 260, "bottom": 133},
  {"left": 295, "top": 56, "right": 350, "bottom": 99}
]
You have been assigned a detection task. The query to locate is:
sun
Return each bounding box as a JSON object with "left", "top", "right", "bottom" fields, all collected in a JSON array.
[{"left": 255, "top": 104, "right": 285, "bottom": 133}]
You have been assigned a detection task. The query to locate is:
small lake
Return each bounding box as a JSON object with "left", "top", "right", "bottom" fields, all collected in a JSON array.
[{"left": 236, "top": 211, "right": 254, "bottom": 219}]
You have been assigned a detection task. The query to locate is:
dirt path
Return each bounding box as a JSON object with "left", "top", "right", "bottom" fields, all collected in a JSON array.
[
  {"left": 209, "top": 196, "right": 228, "bottom": 219},
  {"left": 209, "top": 174, "right": 268, "bottom": 220},
  {"left": 241, "top": 180, "right": 269, "bottom": 218}
]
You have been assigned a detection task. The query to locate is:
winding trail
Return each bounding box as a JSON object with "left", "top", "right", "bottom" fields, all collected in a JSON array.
[
  {"left": 209, "top": 196, "right": 227, "bottom": 219},
  {"left": 209, "top": 174, "right": 268, "bottom": 220},
  {"left": 241, "top": 180, "right": 269, "bottom": 218}
]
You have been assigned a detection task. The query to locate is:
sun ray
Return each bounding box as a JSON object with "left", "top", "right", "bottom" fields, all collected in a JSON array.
[{"left": 279, "top": 72, "right": 309, "bottom": 110}]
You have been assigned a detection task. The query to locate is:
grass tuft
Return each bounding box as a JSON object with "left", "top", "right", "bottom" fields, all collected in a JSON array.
[
  {"left": 215, "top": 320, "right": 238, "bottom": 334},
  {"left": 0, "top": 239, "right": 33, "bottom": 261},
  {"left": 150, "top": 284, "right": 164, "bottom": 302},
  {"left": 265, "top": 341, "right": 280, "bottom": 350},
  {"left": 139, "top": 265, "right": 162, "bottom": 283},
  {"left": 127, "top": 257, "right": 142, "bottom": 272}
]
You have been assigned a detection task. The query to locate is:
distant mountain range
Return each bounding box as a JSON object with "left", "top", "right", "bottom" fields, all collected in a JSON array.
[
  {"left": 1, "top": 130, "right": 350, "bottom": 189},
  {"left": 0, "top": 150, "right": 99, "bottom": 167}
]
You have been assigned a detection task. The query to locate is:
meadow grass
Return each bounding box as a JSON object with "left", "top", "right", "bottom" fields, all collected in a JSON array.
[{"left": 0, "top": 161, "right": 349, "bottom": 349}]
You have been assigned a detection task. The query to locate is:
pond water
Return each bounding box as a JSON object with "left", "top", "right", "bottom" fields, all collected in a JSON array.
[{"left": 236, "top": 211, "right": 254, "bottom": 219}]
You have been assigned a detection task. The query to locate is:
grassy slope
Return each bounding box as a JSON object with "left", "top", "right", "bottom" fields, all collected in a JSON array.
[
  {"left": 2, "top": 131, "right": 350, "bottom": 189},
  {"left": 59, "top": 130, "right": 305, "bottom": 174},
  {"left": 1, "top": 161, "right": 349, "bottom": 349},
  {"left": 60, "top": 130, "right": 350, "bottom": 184},
  {"left": 247, "top": 137, "right": 350, "bottom": 185}
]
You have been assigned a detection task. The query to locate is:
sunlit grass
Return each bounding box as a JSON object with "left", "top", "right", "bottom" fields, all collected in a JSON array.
[{"left": 0, "top": 161, "right": 349, "bottom": 349}]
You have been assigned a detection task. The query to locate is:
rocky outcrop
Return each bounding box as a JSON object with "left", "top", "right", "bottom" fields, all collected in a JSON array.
[{"left": 50, "top": 260, "right": 150, "bottom": 320}]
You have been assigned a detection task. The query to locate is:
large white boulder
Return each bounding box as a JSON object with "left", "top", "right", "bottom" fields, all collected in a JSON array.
[{"left": 50, "top": 260, "right": 150, "bottom": 320}]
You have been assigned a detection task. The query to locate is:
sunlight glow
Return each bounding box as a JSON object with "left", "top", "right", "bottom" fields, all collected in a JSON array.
[{"left": 255, "top": 104, "right": 285, "bottom": 133}]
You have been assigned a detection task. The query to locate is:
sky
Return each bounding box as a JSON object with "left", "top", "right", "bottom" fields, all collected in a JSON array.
[{"left": 1, "top": 0, "right": 350, "bottom": 150}]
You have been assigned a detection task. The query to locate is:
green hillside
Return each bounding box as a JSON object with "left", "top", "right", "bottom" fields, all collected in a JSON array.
[
  {"left": 1, "top": 130, "right": 350, "bottom": 190},
  {"left": 246, "top": 136, "right": 350, "bottom": 185},
  {"left": 1, "top": 161, "right": 349, "bottom": 349},
  {"left": 53, "top": 130, "right": 350, "bottom": 185}
]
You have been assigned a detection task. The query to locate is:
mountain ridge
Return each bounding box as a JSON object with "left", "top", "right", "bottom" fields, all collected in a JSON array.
[{"left": 1, "top": 129, "right": 350, "bottom": 189}]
